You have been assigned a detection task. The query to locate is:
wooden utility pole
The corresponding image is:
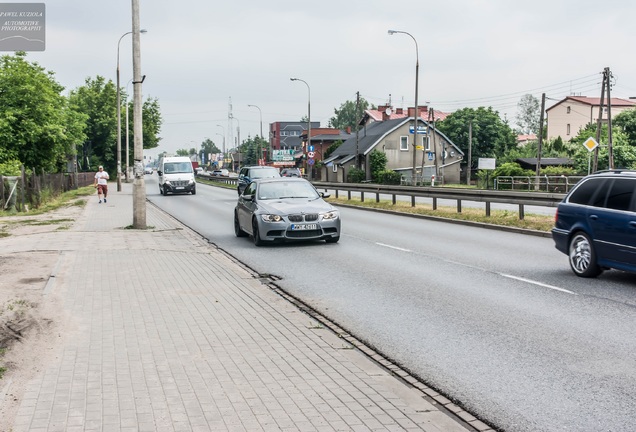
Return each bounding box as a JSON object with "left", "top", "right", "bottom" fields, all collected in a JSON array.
[
  {"left": 355, "top": 91, "right": 360, "bottom": 169},
  {"left": 535, "top": 93, "right": 546, "bottom": 190},
  {"left": 593, "top": 68, "right": 608, "bottom": 173},
  {"left": 606, "top": 68, "right": 614, "bottom": 169},
  {"left": 467, "top": 121, "right": 472, "bottom": 186}
]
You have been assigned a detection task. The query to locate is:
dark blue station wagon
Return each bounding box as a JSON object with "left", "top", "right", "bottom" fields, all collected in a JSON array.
[{"left": 552, "top": 170, "right": 636, "bottom": 277}]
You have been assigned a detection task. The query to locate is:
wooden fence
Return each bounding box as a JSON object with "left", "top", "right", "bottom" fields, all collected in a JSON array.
[{"left": 1, "top": 169, "right": 95, "bottom": 212}]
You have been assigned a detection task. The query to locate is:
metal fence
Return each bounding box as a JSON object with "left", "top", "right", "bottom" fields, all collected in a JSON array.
[
  {"left": 494, "top": 176, "right": 585, "bottom": 193},
  {"left": 1, "top": 170, "right": 95, "bottom": 212}
]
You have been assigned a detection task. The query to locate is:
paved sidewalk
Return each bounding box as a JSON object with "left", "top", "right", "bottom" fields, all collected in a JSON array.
[{"left": 5, "top": 183, "right": 479, "bottom": 432}]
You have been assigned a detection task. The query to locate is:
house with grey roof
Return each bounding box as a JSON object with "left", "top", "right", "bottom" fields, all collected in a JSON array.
[{"left": 321, "top": 116, "right": 464, "bottom": 184}]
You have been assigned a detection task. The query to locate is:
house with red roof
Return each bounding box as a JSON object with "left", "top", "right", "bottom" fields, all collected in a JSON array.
[{"left": 546, "top": 96, "right": 636, "bottom": 141}]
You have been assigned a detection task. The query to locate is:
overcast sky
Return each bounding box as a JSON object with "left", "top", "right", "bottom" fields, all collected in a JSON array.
[{"left": 18, "top": 0, "right": 636, "bottom": 158}]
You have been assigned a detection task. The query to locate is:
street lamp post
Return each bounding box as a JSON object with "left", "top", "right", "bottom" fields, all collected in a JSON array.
[
  {"left": 125, "top": 78, "right": 133, "bottom": 182},
  {"left": 290, "top": 78, "right": 311, "bottom": 179},
  {"left": 117, "top": 28, "right": 147, "bottom": 191},
  {"left": 388, "top": 29, "right": 419, "bottom": 184},
  {"left": 216, "top": 124, "right": 225, "bottom": 167},
  {"left": 248, "top": 104, "right": 264, "bottom": 163}
]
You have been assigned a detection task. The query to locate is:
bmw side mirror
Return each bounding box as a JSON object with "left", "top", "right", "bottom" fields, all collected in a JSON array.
[{"left": 320, "top": 192, "right": 331, "bottom": 198}]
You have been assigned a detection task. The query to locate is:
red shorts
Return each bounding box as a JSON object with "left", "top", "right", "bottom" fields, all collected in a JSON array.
[{"left": 97, "top": 184, "right": 108, "bottom": 196}]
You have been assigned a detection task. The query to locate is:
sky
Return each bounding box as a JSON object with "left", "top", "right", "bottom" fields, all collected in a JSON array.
[{"left": 14, "top": 0, "right": 636, "bottom": 159}]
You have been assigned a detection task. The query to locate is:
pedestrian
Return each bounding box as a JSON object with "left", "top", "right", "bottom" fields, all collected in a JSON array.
[{"left": 94, "top": 165, "right": 109, "bottom": 203}]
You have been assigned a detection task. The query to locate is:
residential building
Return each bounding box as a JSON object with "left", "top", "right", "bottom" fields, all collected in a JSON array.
[
  {"left": 546, "top": 96, "right": 636, "bottom": 141},
  {"left": 269, "top": 121, "right": 320, "bottom": 152},
  {"left": 322, "top": 116, "right": 463, "bottom": 184}
]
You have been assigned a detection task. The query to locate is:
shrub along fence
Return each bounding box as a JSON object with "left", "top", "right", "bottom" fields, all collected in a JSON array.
[{"left": 1, "top": 167, "right": 95, "bottom": 212}]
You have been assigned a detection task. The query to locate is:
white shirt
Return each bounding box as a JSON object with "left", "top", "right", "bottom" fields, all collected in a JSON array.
[{"left": 95, "top": 170, "right": 109, "bottom": 185}]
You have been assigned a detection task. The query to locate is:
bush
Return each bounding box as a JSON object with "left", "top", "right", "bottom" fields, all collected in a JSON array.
[
  {"left": 347, "top": 167, "right": 365, "bottom": 183},
  {"left": 378, "top": 170, "right": 402, "bottom": 184}
]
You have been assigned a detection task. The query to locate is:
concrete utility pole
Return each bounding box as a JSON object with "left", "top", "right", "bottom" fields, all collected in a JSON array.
[{"left": 131, "top": 0, "right": 146, "bottom": 229}]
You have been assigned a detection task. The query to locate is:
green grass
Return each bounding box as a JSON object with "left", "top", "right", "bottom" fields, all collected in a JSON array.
[
  {"left": 0, "top": 187, "right": 92, "bottom": 217},
  {"left": 326, "top": 196, "right": 555, "bottom": 232}
]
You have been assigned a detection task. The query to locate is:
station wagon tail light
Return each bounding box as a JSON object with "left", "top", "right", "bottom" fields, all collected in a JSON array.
[
  {"left": 261, "top": 214, "right": 282, "bottom": 222},
  {"left": 321, "top": 211, "right": 339, "bottom": 220}
]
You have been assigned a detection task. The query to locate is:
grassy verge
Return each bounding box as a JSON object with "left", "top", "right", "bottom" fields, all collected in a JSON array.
[
  {"left": 325, "top": 196, "right": 555, "bottom": 232},
  {"left": 0, "top": 186, "right": 94, "bottom": 217}
]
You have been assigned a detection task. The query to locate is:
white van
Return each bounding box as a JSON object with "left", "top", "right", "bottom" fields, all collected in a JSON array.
[{"left": 157, "top": 156, "right": 196, "bottom": 195}]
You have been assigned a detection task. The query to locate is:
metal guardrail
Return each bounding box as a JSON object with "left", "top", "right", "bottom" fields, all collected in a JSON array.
[
  {"left": 197, "top": 173, "right": 566, "bottom": 220},
  {"left": 311, "top": 181, "right": 566, "bottom": 220}
]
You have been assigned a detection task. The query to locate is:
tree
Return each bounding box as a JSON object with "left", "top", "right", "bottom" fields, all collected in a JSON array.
[
  {"left": 176, "top": 149, "right": 189, "bottom": 156},
  {"left": 201, "top": 138, "right": 221, "bottom": 155},
  {"left": 328, "top": 97, "right": 374, "bottom": 130},
  {"left": 436, "top": 107, "right": 517, "bottom": 170},
  {"left": 68, "top": 76, "right": 118, "bottom": 172},
  {"left": 613, "top": 108, "right": 636, "bottom": 145},
  {"left": 515, "top": 94, "right": 541, "bottom": 134},
  {"left": 568, "top": 123, "right": 636, "bottom": 173},
  {"left": 369, "top": 150, "right": 387, "bottom": 181},
  {"left": 0, "top": 52, "right": 86, "bottom": 173}
]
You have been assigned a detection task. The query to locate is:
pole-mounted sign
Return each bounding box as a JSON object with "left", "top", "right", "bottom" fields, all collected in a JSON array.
[{"left": 0, "top": 3, "right": 45, "bottom": 51}]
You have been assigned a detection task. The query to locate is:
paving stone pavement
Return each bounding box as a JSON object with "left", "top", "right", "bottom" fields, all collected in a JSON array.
[{"left": 6, "top": 183, "right": 476, "bottom": 432}]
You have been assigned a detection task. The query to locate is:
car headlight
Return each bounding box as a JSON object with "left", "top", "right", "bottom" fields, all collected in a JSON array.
[
  {"left": 261, "top": 214, "right": 283, "bottom": 222},
  {"left": 321, "top": 211, "right": 339, "bottom": 220}
]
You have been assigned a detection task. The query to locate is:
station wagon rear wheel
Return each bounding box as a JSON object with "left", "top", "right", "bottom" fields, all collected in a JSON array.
[{"left": 568, "top": 232, "right": 602, "bottom": 278}]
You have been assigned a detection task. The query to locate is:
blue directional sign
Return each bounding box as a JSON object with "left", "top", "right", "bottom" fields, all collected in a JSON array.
[
  {"left": 409, "top": 125, "right": 427, "bottom": 134},
  {"left": 308, "top": 145, "right": 314, "bottom": 152}
]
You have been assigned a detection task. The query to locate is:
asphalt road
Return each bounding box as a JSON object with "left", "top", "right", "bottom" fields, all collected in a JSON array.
[{"left": 145, "top": 176, "right": 636, "bottom": 432}]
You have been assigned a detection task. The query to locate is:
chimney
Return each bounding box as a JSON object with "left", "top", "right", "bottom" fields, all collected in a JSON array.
[{"left": 396, "top": 108, "right": 403, "bottom": 115}]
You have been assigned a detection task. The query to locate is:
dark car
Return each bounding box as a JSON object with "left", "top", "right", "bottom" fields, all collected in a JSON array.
[
  {"left": 237, "top": 166, "right": 281, "bottom": 195},
  {"left": 234, "top": 177, "right": 340, "bottom": 246},
  {"left": 280, "top": 168, "right": 301, "bottom": 177},
  {"left": 552, "top": 170, "right": 636, "bottom": 277}
]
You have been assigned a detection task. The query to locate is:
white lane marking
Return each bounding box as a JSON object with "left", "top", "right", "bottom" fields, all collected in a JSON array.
[
  {"left": 376, "top": 242, "right": 412, "bottom": 252},
  {"left": 499, "top": 273, "right": 577, "bottom": 295}
]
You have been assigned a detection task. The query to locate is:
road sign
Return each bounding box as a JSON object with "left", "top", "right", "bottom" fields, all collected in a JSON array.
[
  {"left": 409, "top": 125, "right": 428, "bottom": 134},
  {"left": 307, "top": 158, "right": 315, "bottom": 165},
  {"left": 308, "top": 152, "right": 315, "bottom": 158},
  {"left": 427, "top": 152, "right": 434, "bottom": 161},
  {"left": 583, "top": 137, "right": 599, "bottom": 152},
  {"left": 308, "top": 145, "right": 314, "bottom": 152}
]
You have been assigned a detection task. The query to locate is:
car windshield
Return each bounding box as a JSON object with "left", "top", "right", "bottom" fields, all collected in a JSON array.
[
  {"left": 258, "top": 182, "right": 319, "bottom": 200},
  {"left": 164, "top": 162, "right": 192, "bottom": 174},
  {"left": 251, "top": 168, "right": 280, "bottom": 179}
]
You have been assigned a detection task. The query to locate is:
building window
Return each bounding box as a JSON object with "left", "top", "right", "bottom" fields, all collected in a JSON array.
[
  {"left": 567, "top": 106, "right": 571, "bottom": 114},
  {"left": 400, "top": 136, "right": 408, "bottom": 151},
  {"left": 291, "top": 130, "right": 299, "bottom": 136},
  {"left": 567, "top": 124, "right": 571, "bottom": 135},
  {"left": 423, "top": 136, "right": 430, "bottom": 151},
  {"left": 281, "top": 131, "right": 288, "bottom": 136}
]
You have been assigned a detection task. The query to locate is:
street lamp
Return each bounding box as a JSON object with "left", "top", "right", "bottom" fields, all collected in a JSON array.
[
  {"left": 290, "top": 78, "right": 311, "bottom": 179},
  {"left": 125, "top": 78, "right": 133, "bottom": 182},
  {"left": 216, "top": 124, "right": 225, "bottom": 158},
  {"left": 248, "top": 104, "right": 264, "bottom": 162},
  {"left": 388, "top": 29, "right": 419, "bottom": 184},
  {"left": 117, "top": 28, "right": 147, "bottom": 191}
]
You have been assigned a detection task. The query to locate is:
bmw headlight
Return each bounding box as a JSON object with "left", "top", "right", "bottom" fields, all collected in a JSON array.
[
  {"left": 321, "top": 211, "right": 339, "bottom": 220},
  {"left": 261, "top": 214, "right": 282, "bottom": 222}
]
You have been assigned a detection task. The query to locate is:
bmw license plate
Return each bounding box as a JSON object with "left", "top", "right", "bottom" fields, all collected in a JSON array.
[{"left": 291, "top": 224, "right": 317, "bottom": 231}]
